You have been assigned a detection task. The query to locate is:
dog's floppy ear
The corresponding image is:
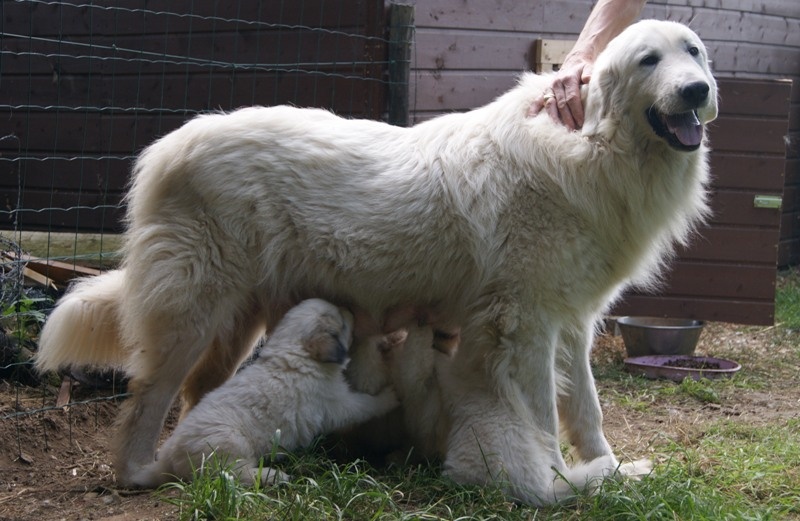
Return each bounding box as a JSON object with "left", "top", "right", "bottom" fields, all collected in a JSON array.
[{"left": 581, "top": 63, "right": 618, "bottom": 137}]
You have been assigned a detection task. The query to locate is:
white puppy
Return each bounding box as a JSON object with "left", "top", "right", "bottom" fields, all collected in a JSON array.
[
  {"left": 37, "top": 21, "right": 714, "bottom": 503},
  {"left": 129, "top": 299, "right": 398, "bottom": 487}
]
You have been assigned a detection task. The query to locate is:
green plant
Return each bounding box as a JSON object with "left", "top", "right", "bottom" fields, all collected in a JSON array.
[
  {"left": 775, "top": 268, "right": 800, "bottom": 329},
  {"left": 159, "top": 456, "right": 273, "bottom": 521},
  {"left": 2, "top": 294, "right": 50, "bottom": 330}
]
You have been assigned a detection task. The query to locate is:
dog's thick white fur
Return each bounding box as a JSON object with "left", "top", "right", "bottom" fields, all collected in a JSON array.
[
  {"left": 129, "top": 298, "right": 398, "bottom": 487},
  {"left": 36, "top": 20, "right": 716, "bottom": 504}
]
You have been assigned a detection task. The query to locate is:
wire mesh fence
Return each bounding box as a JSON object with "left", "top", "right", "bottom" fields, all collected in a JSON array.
[{"left": 0, "top": 0, "right": 411, "bottom": 460}]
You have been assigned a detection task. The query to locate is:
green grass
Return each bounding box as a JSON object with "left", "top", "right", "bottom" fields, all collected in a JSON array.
[
  {"left": 776, "top": 268, "right": 800, "bottom": 329},
  {"left": 159, "top": 438, "right": 800, "bottom": 521}
]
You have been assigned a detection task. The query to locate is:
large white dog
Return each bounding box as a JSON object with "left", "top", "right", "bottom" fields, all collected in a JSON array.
[{"left": 36, "top": 20, "right": 716, "bottom": 504}]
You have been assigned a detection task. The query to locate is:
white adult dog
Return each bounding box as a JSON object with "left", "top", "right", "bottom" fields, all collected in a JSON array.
[
  {"left": 36, "top": 20, "right": 716, "bottom": 504},
  {"left": 129, "top": 298, "right": 397, "bottom": 488}
]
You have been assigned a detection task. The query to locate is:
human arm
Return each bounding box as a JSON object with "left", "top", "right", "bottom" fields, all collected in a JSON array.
[{"left": 528, "top": 0, "right": 646, "bottom": 130}]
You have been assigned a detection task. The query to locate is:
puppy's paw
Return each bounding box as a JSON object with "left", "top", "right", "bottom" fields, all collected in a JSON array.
[
  {"left": 376, "top": 387, "right": 400, "bottom": 411},
  {"left": 616, "top": 458, "right": 653, "bottom": 479},
  {"left": 248, "top": 466, "right": 290, "bottom": 486}
]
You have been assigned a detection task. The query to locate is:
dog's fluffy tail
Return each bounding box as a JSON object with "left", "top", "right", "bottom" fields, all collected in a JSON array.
[{"left": 35, "top": 269, "right": 126, "bottom": 373}]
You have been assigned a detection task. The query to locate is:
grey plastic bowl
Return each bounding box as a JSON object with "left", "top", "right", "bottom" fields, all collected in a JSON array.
[{"left": 616, "top": 316, "right": 705, "bottom": 357}]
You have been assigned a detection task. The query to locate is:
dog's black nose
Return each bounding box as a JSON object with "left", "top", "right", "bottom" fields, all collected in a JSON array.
[{"left": 681, "top": 81, "right": 709, "bottom": 106}]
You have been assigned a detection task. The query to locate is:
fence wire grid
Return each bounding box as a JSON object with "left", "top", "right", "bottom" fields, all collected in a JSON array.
[{"left": 0, "top": 0, "right": 411, "bottom": 448}]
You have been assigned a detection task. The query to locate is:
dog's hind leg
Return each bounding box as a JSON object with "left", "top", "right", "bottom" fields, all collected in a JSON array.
[
  {"left": 556, "top": 324, "right": 615, "bottom": 462},
  {"left": 112, "top": 321, "right": 219, "bottom": 486},
  {"left": 112, "top": 278, "right": 254, "bottom": 486},
  {"left": 179, "top": 305, "right": 266, "bottom": 416}
]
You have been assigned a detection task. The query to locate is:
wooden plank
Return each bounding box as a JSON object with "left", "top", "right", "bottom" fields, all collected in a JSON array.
[
  {"left": 687, "top": 0, "right": 799, "bottom": 19},
  {"left": 716, "top": 79, "right": 793, "bottom": 117},
  {"left": 653, "top": 262, "right": 778, "bottom": 300},
  {"left": 6, "top": 0, "right": 372, "bottom": 37},
  {"left": 653, "top": 7, "right": 800, "bottom": 47},
  {"left": 412, "top": 70, "right": 519, "bottom": 112},
  {"left": 678, "top": 226, "right": 781, "bottom": 264},
  {"left": 0, "top": 157, "right": 130, "bottom": 192},
  {"left": 786, "top": 159, "right": 800, "bottom": 184},
  {"left": 411, "top": 0, "right": 548, "bottom": 31},
  {"left": 779, "top": 238, "right": 800, "bottom": 267},
  {"left": 387, "top": 4, "right": 414, "bottom": 127},
  {"left": 780, "top": 211, "right": 800, "bottom": 239},
  {"left": 534, "top": 39, "right": 574, "bottom": 73},
  {"left": 612, "top": 295, "right": 775, "bottom": 326},
  {"left": 1, "top": 70, "right": 382, "bottom": 114},
  {"left": 0, "top": 189, "right": 125, "bottom": 233},
  {"left": 709, "top": 154, "right": 785, "bottom": 191},
  {"left": 708, "top": 116, "right": 790, "bottom": 155},
  {"left": 1, "top": 78, "right": 381, "bottom": 153},
  {"left": 2, "top": 251, "right": 102, "bottom": 286},
  {"left": 0, "top": 30, "right": 374, "bottom": 77},
  {"left": 413, "top": 29, "right": 534, "bottom": 72},
  {"left": 704, "top": 41, "right": 800, "bottom": 78},
  {"left": 709, "top": 190, "right": 784, "bottom": 227}
]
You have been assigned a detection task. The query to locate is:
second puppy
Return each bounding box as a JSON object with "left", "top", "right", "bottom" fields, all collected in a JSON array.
[{"left": 130, "top": 298, "right": 398, "bottom": 487}]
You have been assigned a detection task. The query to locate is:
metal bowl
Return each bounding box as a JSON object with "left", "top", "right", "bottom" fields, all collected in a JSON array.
[{"left": 616, "top": 316, "right": 705, "bottom": 357}]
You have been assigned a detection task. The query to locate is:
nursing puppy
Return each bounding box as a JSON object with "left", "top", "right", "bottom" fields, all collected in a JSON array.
[
  {"left": 37, "top": 20, "right": 715, "bottom": 504},
  {"left": 129, "top": 299, "right": 398, "bottom": 487}
]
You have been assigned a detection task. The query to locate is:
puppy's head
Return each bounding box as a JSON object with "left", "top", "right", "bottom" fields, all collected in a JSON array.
[
  {"left": 282, "top": 299, "right": 354, "bottom": 365},
  {"left": 583, "top": 20, "right": 717, "bottom": 151}
]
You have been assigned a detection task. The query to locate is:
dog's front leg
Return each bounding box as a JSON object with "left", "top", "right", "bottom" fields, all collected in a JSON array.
[
  {"left": 440, "top": 314, "right": 570, "bottom": 505},
  {"left": 556, "top": 323, "right": 615, "bottom": 462}
]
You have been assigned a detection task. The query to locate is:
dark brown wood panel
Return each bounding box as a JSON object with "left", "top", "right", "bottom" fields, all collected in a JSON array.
[
  {"left": 677, "top": 227, "right": 781, "bottom": 264},
  {"left": 709, "top": 155, "right": 785, "bottom": 191},
  {"left": 710, "top": 191, "right": 786, "bottom": 227},
  {"left": 0, "top": 155, "right": 130, "bottom": 192},
  {"left": 0, "top": 0, "right": 389, "bottom": 234},
  {"left": 780, "top": 81, "right": 799, "bottom": 266},
  {"left": 6, "top": 0, "right": 372, "bottom": 36},
  {"left": 658, "top": 262, "right": 778, "bottom": 300},
  {"left": 616, "top": 295, "right": 776, "bottom": 326},
  {"left": 708, "top": 116, "right": 790, "bottom": 155},
  {"left": 2, "top": 74, "right": 379, "bottom": 116},
  {"left": 0, "top": 31, "right": 371, "bottom": 77},
  {"left": 1, "top": 189, "right": 125, "bottom": 232}
]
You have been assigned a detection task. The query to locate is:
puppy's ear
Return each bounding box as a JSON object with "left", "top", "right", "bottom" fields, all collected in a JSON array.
[
  {"left": 306, "top": 330, "right": 348, "bottom": 364},
  {"left": 432, "top": 328, "right": 459, "bottom": 357}
]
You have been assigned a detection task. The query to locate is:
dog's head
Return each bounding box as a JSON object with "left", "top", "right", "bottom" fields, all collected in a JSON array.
[
  {"left": 582, "top": 20, "right": 717, "bottom": 152},
  {"left": 278, "top": 298, "right": 354, "bottom": 365}
]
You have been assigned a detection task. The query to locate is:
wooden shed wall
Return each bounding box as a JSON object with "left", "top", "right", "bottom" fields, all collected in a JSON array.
[{"left": 404, "top": 0, "right": 799, "bottom": 325}]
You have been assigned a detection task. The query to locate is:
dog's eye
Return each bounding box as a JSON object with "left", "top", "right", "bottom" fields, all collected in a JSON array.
[
  {"left": 639, "top": 54, "right": 660, "bottom": 66},
  {"left": 688, "top": 46, "right": 700, "bottom": 56}
]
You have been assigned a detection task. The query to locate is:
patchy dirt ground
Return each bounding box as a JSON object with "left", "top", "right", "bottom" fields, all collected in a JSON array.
[{"left": 1, "top": 322, "right": 798, "bottom": 521}]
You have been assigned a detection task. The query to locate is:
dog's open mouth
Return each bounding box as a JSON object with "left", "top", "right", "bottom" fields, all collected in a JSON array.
[{"left": 647, "top": 107, "right": 704, "bottom": 151}]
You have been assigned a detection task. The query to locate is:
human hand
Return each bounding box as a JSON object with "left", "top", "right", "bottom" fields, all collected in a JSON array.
[{"left": 528, "top": 56, "right": 593, "bottom": 130}]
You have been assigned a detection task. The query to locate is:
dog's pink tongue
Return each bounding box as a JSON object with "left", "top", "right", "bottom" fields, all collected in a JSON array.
[{"left": 666, "top": 112, "right": 703, "bottom": 147}]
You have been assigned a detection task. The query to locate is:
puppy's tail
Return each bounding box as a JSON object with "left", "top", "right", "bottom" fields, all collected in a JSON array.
[{"left": 35, "top": 269, "right": 126, "bottom": 373}]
